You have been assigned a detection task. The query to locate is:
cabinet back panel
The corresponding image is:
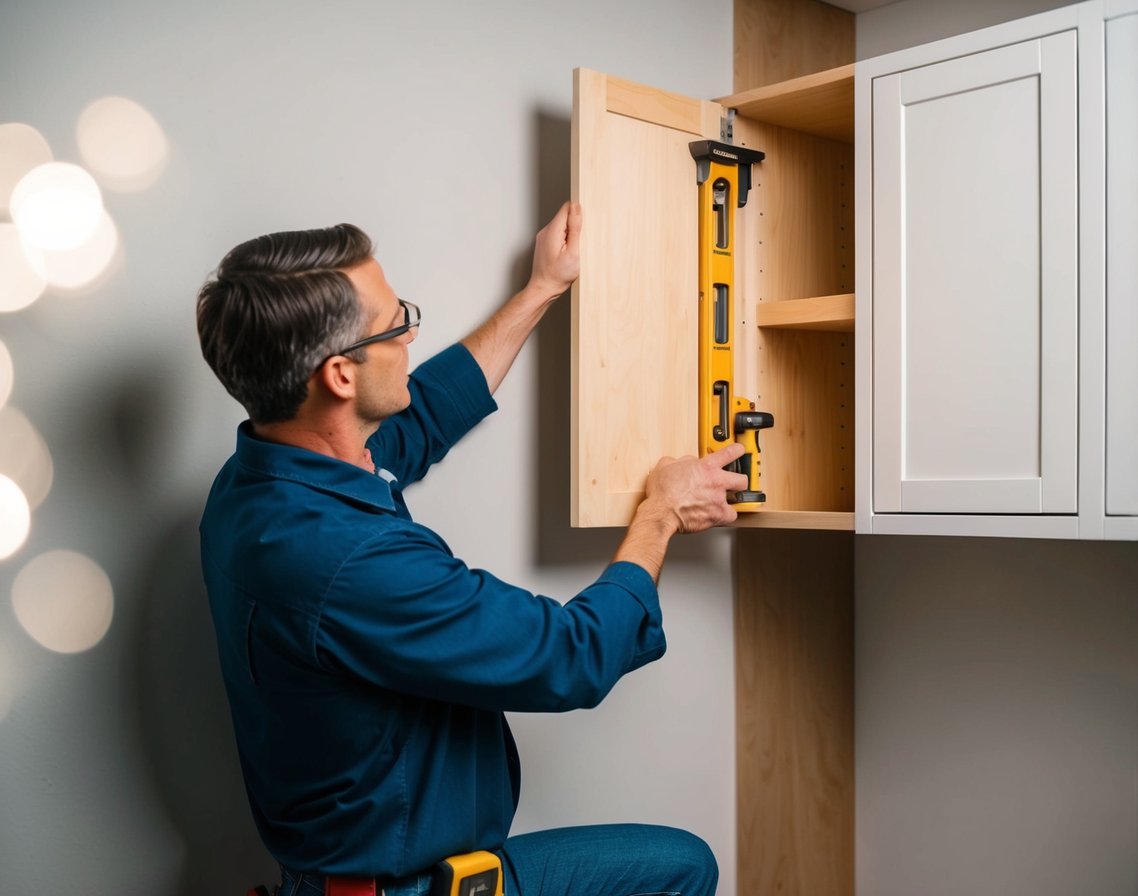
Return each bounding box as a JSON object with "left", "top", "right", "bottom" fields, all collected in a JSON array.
[
  {"left": 753, "top": 329, "right": 854, "bottom": 511},
  {"left": 735, "top": 120, "right": 854, "bottom": 305},
  {"left": 733, "top": 118, "right": 855, "bottom": 512}
]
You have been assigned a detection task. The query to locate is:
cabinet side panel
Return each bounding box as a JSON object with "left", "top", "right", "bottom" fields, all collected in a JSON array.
[
  {"left": 571, "top": 69, "right": 717, "bottom": 526},
  {"left": 734, "top": 0, "right": 855, "bottom": 91},
  {"left": 1106, "top": 13, "right": 1138, "bottom": 516},
  {"left": 735, "top": 529, "right": 855, "bottom": 896}
]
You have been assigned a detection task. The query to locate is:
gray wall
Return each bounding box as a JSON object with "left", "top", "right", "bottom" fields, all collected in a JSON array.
[
  {"left": 854, "top": 0, "right": 1075, "bottom": 59},
  {"left": 855, "top": 2, "right": 1138, "bottom": 894},
  {"left": 857, "top": 536, "right": 1138, "bottom": 895},
  {"left": 0, "top": 2, "right": 737, "bottom": 893}
]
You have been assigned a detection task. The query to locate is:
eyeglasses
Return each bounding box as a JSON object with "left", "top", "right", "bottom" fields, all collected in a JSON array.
[{"left": 334, "top": 299, "right": 421, "bottom": 356}]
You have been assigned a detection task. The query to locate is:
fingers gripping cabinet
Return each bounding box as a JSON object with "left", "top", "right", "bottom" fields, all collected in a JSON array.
[{"left": 690, "top": 140, "right": 773, "bottom": 510}]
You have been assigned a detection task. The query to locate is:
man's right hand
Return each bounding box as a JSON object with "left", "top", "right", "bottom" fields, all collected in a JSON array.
[
  {"left": 642, "top": 443, "right": 749, "bottom": 534},
  {"left": 612, "top": 443, "right": 750, "bottom": 582}
]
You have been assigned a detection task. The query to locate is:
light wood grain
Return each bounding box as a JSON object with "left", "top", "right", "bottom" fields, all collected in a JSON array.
[
  {"left": 734, "top": 0, "right": 854, "bottom": 91},
  {"left": 732, "top": 509, "right": 852, "bottom": 530},
  {"left": 606, "top": 74, "right": 716, "bottom": 136},
  {"left": 756, "top": 293, "right": 855, "bottom": 331},
  {"left": 735, "top": 529, "right": 855, "bottom": 896},
  {"left": 570, "top": 68, "right": 720, "bottom": 526},
  {"left": 731, "top": 7, "right": 857, "bottom": 896},
  {"left": 733, "top": 119, "right": 856, "bottom": 513},
  {"left": 720, "top": 65, "right": 855, "bottom": 143},
  {"left": 571, "top": 65, "right": 855, "bottom": 526}
]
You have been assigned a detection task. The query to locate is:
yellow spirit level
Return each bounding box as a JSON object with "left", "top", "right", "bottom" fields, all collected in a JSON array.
[{"left": 690, "top": 139, "right": 773, "bottom": 511}]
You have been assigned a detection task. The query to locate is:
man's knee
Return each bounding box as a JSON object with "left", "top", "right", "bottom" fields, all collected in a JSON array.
[{"left": 643, "top": 825, "right": 718, "bottom": 896}]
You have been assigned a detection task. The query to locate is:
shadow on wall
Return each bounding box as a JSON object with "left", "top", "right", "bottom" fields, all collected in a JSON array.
[
  {"left": 132, "top": 510, "right": 278, "bottom": 895},
  {"left": 529, "top": 110, "right": 716, "bottom": 569}
]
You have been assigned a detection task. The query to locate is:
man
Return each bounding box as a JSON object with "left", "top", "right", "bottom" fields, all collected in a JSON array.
[{"left": 197, "top": 201, "right": 746, "bottom": 896}]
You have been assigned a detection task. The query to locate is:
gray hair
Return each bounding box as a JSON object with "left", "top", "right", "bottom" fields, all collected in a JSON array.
[{"left": 196, "top": 224, "right": 374, "bottom": 423}]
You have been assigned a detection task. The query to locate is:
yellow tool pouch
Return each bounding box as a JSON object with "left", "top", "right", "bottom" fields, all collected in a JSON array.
[{"left": 430, "top": 850, "right": 504, "bottom": 896}]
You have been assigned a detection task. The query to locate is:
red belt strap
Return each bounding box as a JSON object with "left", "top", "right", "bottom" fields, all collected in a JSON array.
[{"left": 325, "top": 877, "right": 379, "bottom": 896}]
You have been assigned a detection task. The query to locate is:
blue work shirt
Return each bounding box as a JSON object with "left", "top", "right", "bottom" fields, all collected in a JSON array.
[{"left": 200, "top": 343, "right": 666, "bottom": 878}]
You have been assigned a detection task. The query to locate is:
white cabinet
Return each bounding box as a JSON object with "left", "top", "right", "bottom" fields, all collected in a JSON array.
[
  {"left": 1105, "top": 5, "right": 1138, "bottom": 537},
  {"left": 856, "top": 1, "right": 1132, "bottom": 539},
  {"left": 871, "top": 31, "right": 1077, "bottom": 517}
]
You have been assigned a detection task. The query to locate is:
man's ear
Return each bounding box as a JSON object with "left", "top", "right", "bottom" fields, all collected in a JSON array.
[{"left": 316, "top": 356, "right": 357, "bottom": 401}]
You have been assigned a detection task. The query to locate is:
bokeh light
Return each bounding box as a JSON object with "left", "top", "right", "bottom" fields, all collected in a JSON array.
[
  {"left": 11, "top": 550, "right": 114, "bottom": 654},
  {"left": 0, "top": 122, "right": 53, "bottom": 217},
  {"left": 10, "top": 161, "right": 104, "bottom": 252},
  {"left": 0, "top": 339, "right": 12, "bottom": 408},
  {"left": 77, "top": 97, "right": 168, "bottom": 192},
  {"left": 0, "top": 405, "right": 54, "bottom": 509},
  {"left": 0, "top": 475, "right": 31, "bottom": 560},
  {"left": 24, "top": 208, "right": 120, "bottom": 291},
  {"left": 0, "top": 223, "right": 47, "bottom": 312}
]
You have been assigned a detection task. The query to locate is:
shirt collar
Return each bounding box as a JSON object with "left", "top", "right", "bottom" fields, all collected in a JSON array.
[{"left": 233, "top": 421, "right": 399, "bottom": 513}]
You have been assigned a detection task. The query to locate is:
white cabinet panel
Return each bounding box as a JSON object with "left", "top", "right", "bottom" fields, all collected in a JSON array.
[
  {"left": 1105, "top": 11, "right": 1138, "bottom": 521},
  {"left": 872, "top": 32, "right": 1078, "bottom": 516}
]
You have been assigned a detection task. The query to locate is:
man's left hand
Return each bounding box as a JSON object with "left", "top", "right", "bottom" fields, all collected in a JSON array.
[{"left": 529, "top": 201, "right": 582, "bottom": 299}]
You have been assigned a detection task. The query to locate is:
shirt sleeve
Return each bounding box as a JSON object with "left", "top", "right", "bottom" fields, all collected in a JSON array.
[
  {"left": 315, "top": 524, "right": 666, "bottom": 713},
  {"left": 369, "top": 343, "right": 498, "bottom": 486}
]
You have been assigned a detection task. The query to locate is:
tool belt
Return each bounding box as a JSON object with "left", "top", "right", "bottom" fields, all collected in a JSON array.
[{"left": 248, "top": 850, "right": 504, "bottom": 896}]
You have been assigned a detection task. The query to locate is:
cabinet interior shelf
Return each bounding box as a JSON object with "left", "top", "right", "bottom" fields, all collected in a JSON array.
[
  {"left": 733, "top": 510, "right": 854, "bottom": 531},
  {"left": 716, "top": 64, "right": 855, "bottom": 143},
  {"left": 755, "top": 293, "right": 854, "bottom": 332}
]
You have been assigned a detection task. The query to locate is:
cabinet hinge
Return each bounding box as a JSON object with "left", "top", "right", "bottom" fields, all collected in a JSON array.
[{"left": 720, "top": 108, "right": 736, "bottom": 144}]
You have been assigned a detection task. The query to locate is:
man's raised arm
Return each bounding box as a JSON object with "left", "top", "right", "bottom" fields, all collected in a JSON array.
[{"left": 462, "top": 201, "right": 582, "bottom": 394}]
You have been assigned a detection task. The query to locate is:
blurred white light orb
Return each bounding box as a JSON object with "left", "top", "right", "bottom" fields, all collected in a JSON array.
[
  {"left": 77, "top": 97, "right": 168, "bottom": 192},
  {"left": 25, "top": 209, "right": 120, "bottom": 291},
  {"left": 0, "top": 223, "right": 47, "bottom": 312},
  {"left": 10, "top": 162, "right": 104, "bottom": 252},
  {"left": 0, "top": 339, "right": 12, "bottom": 408},
  {"left": 0, "top": 122, "right": 53, "bottom": 217},
  {"left": 12, "top": 550, "right": 114, "bottom": 654},
  {"left": 0, "top": 405, "right": 54, "bottom": 509},
  {"left": 0, "top": 475, "right": 31, "bottom": 560}
]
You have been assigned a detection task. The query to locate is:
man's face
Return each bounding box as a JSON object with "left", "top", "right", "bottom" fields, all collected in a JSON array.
[{"left": 343, "top": 258, "right": 416, "bottom": 424}]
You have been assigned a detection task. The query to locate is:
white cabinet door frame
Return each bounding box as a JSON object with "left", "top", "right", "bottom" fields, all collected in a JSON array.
[
  {"left": 856, "top": 3, "right": 1095, "bottom": 537},
  {"left": 872, "top": 31, "right": 1078, "bottom": 516}
]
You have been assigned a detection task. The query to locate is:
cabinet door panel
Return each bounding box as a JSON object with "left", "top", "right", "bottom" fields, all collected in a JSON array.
[
  {"left": 872, "top": 33, "right": 1078, "bottom": 515},
  {"left": 1106, "top": 12, "right": 1138, "bottom": 518},
  {"left": 571, "top": 69, "right": 721, "bottom": 526}
]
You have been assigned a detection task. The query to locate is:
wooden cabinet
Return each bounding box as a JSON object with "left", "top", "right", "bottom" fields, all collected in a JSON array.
[
  {"left": 1105, "top": 4, "right": 1138, "bottom": 538},
  {"left": 570, "top": 66, "right": 856, "bottom": 531},
  {"left": 856, "top": 0, "right": 1135, "bottom": 540}
]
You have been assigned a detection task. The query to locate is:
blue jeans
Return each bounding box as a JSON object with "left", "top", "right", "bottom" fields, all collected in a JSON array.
[{"left": 278, "top": 824, "right": 718, "bottom": 896}]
